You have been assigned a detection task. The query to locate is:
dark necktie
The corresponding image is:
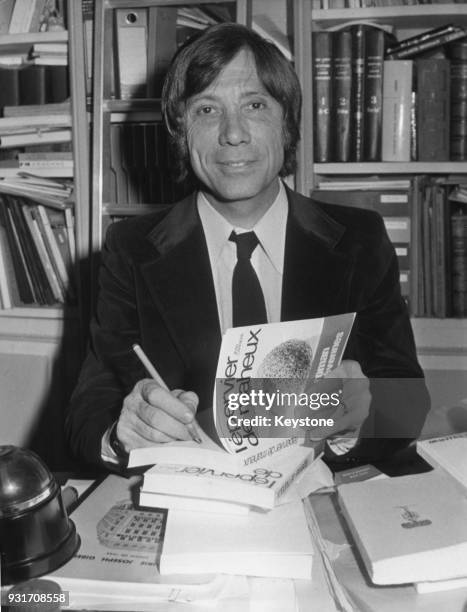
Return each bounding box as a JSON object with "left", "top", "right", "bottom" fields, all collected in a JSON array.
[{"left": 229, "top": 230, "right": 267, "bottom": 327}]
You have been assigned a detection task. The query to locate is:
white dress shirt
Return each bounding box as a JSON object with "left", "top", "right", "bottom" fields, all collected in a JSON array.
[{"left": 197, "top": 180, "right": 289, "bottom": 334}]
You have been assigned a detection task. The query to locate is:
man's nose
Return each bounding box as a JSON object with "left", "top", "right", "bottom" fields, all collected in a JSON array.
[{"left": 219, "top": 109, "right": 250, "bottom": 145}]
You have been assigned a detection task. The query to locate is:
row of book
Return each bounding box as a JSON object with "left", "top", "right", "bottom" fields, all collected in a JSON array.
[
  {"left": 105, "top": 121, "right": 191, "bottom": 206},
  {"left": 0, "top": 175, "right": 75, "bottom": 308},
  {"left": 315, "top": 0, "right": 467, "bottom": 8},
  {"left": 0, "top": 109, "right": 71, "bottom": 150},
  {"left": 313, "top": 26, "right": 467, "bottom": 162},
  {"left": 0, "top": 64, "right": 69, "bottom": 110},
  {"left": 312, "top": 177, "right": 467, "bottom": 317},
  {"left": 0, "top": 0, "right": 64, "bottom": 35}
]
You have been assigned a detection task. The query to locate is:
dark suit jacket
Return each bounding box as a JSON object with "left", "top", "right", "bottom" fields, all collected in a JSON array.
[{"left": 65, "top": 187, "right": 429, "bottom": 467}]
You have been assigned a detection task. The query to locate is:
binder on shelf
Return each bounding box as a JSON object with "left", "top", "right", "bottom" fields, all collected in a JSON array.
[
  {"left": 146, "top": 6, "right": 177, "bottom": 98},
  {"left": 381, "top": 60, "right": 413, "bottom": 162},
  {"left": 114, "top": 7, "right": 148, "bottom": 99}
]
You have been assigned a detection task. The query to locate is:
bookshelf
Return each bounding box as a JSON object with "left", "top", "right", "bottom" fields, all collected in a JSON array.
[
  {"left": 0, "top": 0, "right": 89, "bottom": 467},
  {"left": 293, "top": 2, "right": 467, "bottom": 368}
]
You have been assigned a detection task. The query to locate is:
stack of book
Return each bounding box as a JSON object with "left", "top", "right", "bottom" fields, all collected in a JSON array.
[
  {"left": 312, "top": 24, "right": 467, "bottom": 162},
  {"left": 0, "top": 176, "right": 75, "bottom": 308},
  {"left": 0, "top": 112, "right": 71, "bottom": 149}
]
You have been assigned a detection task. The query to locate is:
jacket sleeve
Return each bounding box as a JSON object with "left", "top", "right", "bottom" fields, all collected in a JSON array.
[
  {"left": 342, "top": 212, "right": 430, "bottom": 461},
  {"left": 64, "top": 222, "right": 147, "bottom": 468}
]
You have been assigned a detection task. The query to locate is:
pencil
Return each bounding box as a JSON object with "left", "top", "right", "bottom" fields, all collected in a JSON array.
[{"left": 132, "top": 343, "right": 202, "bottom": 444}]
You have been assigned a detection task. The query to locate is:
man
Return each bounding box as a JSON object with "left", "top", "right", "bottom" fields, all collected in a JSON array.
[{"left": 65, "top": 24, "right": 429, "bottom": 468}]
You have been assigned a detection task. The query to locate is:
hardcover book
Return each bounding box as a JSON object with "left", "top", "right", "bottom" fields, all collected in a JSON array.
[
  {"left": 381, "top": 60, "right": 413, "bottom": 162},
  {"left": 312, "top": 31, "right": 333, "bottom": 163}
]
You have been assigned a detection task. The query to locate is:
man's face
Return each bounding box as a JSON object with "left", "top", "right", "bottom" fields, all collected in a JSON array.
[{"left": 185, "top": 49, "right": 285, "bottom": 214}]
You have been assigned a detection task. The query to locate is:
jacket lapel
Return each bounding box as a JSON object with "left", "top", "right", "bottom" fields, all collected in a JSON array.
[
  {"left": 140, "top": 196, "right": 221, "bottom": 377},
  {"left": 281, "top": 187, "right": 353, "bottom": 320}
]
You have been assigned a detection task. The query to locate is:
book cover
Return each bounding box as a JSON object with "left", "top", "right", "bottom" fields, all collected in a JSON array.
[
  {"left": 214, "top": 314, "right": 355, "bottom": 466},
  {"left": 416, "top": 59, "right": 450, "bottom": 161},
  {"left": 417, "top": 433, "right": 467, "bottom": 490},
  {"left": 160, "top": 499, "right": 313, "bottom": 579},
  {"left": 364, "top": 27, "right": 386, "bottom": 161},
  {"left": 338, "top": 471, "right": 467, "bottom": 585},
  {"left": 333, "top": 29, "right": 352, "bottom": 162},
  {"left": 351, "top": 24, "right": 366, "bottom": 162},
  {"left": 312, "top": 31, "right": 333, "bottom": 163},
  {"left": 382, "top": 60, "right": 413, "bottom": 162}
]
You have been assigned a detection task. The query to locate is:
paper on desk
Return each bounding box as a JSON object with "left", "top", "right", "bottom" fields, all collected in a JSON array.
[
  {"left": 61, "top": 574, "right": 248, "bottom": 609},
  {"left": 249, "top": 578, "right": 296, "bottom": 612},
  {"left": 278, "top": 457, "right": 334, "bottom": 505}
]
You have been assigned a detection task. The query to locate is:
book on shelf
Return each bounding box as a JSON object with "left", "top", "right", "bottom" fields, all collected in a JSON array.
[
  {"left": 416, "top": 59, "right": 450, "bottom": 161},
  {"left": 0, "top": 128, "right": 71, "bottom": 148},
  {"left": 0, "top": 218, "right": 14, "bottom": 308},
  {"left": 385, "top": 25, "right": 467, "bottom": 60},
  {"left": 114, "top": 7, "right": 148, "bottom": 100},
  {"left": 160, "top": 498, "right": 314, "bottom": 580},
  {"left": 450, "top": 205, "right": 467, "bottom": 316},
  {"left": 0, "top": 67, "right": 20, "bottom": 108},
  {"left": 351, "top": 24, "right": 365, "bottom": 162},
  {"left": 333, "top": 29, "right": 352, "bottom": 162},
  {"left": 338, "top": 470, "right": 467, "bottom": 585},
  {"left": 0, "top": 196, "right": 35, "bottom": 304},
  {"left": 0, "top": 114, "right": 71, "bottom": 133},
  {"left": 2, "top": 100, "right": 71, "bottom": 117},
  {"left": 447, "top": 39, "right": 467, "bottom": 162},
  {"left": 417, "top": 433, "right": 467, "bottom": 490},
  {"left": 312, "top": 31, "right": 333, "bottom": 163},
  {"left": 381, "top": 60, "right": 413, "bottom": 162},
  {"left": 363, "top": 27, "right": 386, "bottom": 161}
]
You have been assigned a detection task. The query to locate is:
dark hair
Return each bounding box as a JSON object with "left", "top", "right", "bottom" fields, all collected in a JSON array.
[{"left": 162, "top": 22, "right": 302, "bottom": 184}]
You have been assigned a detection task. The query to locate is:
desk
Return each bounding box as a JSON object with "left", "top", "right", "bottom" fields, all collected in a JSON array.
[{"left": 309, "top": 492, "right": 467, "bottom": 612}]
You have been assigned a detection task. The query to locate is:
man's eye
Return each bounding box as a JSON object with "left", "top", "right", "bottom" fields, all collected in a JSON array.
[
  {"left": 198, "top": 106, "right": 214, "bottom": 115},
  {"left": 248, "top": 101, "right": 266, "bottom": 110}
]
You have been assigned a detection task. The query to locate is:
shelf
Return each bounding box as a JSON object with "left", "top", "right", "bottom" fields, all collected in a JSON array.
[
  {"left": 0, "top": 30, "right": 68, "bottom": 47},
  {"left": 104, "top": 99, "right": 162, "bottom": 113},
  {"left": 314, "top": 163, "right": 467, "bottom": 175},
  {"left": 312, "top": 5, "right": 467, "bottom": 29},
  {"left": 103, "top": 203, "right": 171, "bottom": 216}
]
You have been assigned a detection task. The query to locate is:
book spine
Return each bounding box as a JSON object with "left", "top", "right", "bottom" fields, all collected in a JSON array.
[
  {"left": 351, "top": 25, "right": 366, "bottom": 162},
  {"left": 416, "top": 59, "right": 450, "bottom": 162},
  {"left": 448, "top": 41, "right": 467, "bottom": 161},
  {"left": 0, "top": 68, "right": 20, "bottom": 109},
  {"left": 451, "top": 208, "right": 467, "bottom": 316},
  {"left": 386, "top": 25, "right": 461, "bottom": 56},
  {"left": 312, "top": 31, "right": 333, "bottom": 163},
  {"left": 364, "top": 28, "right": 385, "bottom": 161},
  {"left": 333, "top": 29, "right": 352, "bottom": 162},
  {"left": 387, "top": 29, "right": 467, "bottom": 60},
  {"left": 0, "top": 129, "right": 72, "bottom": 148},
  {"left": 146, "top": 6, "right": 177, "bottom": 97},
  {"left": 382, "top": 60, "right": 413, "bottom": 162}
]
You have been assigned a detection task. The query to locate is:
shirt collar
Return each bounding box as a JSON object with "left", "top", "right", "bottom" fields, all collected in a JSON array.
[{"left": 197, "top": 181, "right": 288, "bottom": 273}]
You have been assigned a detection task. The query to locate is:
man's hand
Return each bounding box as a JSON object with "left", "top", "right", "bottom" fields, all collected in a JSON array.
[
  {"left": 115, "top": 380, "right": 199, "bottom": 453},
  {"left": 307, "top": 360, "right": 371, "bottom": 442}
]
